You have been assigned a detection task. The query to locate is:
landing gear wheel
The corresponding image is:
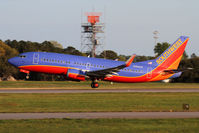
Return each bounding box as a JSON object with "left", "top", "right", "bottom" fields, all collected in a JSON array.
[
  {"left": 26, "top": 75, "right": 29, "bottom": 79},
  {"left": 91, "top": 82, "right": 99, "bottom": 88}
]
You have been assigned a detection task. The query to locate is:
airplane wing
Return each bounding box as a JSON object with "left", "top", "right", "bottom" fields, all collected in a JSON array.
[{"left": 86, "top": 54, "right": 136, "bottom": 77}]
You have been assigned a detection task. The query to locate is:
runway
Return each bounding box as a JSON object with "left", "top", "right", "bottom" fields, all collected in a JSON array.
[
  {"left": 0, "top": 112, "right": 199, "bottom": 119},
  {"left": 1, "top": 89, "right": 199, "bottom": 93}
]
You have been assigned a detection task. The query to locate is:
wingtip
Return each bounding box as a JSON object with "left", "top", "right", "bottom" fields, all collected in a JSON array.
[{"left": 125, "top": 54, "right": 136, "bottom": 67}]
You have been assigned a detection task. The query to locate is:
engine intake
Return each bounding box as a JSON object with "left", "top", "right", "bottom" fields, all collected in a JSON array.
[{"left": 65, "top": 69, "right": 85, "bottom": 81}]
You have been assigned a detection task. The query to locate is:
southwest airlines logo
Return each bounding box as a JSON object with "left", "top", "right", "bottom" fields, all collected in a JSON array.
[{"left": 156, "top": 39, "right": 183, "bottom": 65}]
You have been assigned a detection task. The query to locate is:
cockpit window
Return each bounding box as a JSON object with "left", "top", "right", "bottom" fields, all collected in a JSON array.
[{"left": 19, "top": 55, "right": 26, "bottom": 58}]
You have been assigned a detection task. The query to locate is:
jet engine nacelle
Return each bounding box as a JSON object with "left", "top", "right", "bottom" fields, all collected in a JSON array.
[{"left": 65, "top": 69, "right": 85, "bottom": 81}]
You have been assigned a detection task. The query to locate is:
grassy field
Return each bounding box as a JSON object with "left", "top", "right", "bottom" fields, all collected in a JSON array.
[
  {"left": 1, "top": 82, "right": 198, "bottom": 132},
  {"left": 0, "top": 118, "right": 199, "bottom": 133},
  {"left": 1, "top": 81, "right": 199, "bottom": 89},
  {"left": 0, "top": 93, "right": 199, "bottom": 112}
]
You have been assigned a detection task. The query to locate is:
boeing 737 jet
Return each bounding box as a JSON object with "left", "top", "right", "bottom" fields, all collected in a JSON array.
[{"left": 8, "top": 36, "right": 189, "bottom": 88}]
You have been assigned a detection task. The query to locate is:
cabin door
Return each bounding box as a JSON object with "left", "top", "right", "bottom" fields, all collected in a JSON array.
[
  {"left": 33, "top": 53, "right": 39, "bottom": 64},
  {"left": 147, "top": 67, "right": 152, "bottom": 79}
]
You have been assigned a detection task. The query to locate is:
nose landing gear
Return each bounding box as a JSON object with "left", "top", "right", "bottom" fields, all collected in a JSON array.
[
  {"left": 26, "top": 74, "right": 30, "bottom": 79},
  {"left": 20, "top": 69, "right": 30, "bottom": 80}
]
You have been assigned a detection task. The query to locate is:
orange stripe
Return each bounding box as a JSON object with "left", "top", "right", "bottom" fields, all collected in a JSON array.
[{"left": 149, "top": 55, "right": 183, "bottom": 81}]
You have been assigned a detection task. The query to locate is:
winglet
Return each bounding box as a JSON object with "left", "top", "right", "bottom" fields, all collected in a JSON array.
[{"left": 125, "top": 54, "right": 136, "bottom": 67}]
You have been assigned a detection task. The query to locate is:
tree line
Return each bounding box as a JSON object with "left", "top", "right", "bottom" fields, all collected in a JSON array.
[{"left": 0, "top": 39, "right": 199, "bottom": 82}]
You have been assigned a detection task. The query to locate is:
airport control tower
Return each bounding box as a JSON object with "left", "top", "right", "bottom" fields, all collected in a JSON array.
[{"left": 81, "top": 12, "right": 105, "bottom": 57}]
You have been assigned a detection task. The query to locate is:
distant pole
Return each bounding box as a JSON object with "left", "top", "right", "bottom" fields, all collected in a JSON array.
[{"left": 153, "top": 30, "right": 159, "bottom": 45}]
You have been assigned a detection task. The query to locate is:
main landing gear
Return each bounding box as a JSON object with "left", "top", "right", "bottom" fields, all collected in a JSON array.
[{"left": 91, "top": 80, "right": 99, "bottom": 88}]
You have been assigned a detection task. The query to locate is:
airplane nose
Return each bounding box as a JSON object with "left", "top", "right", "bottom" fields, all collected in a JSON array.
[
  {"left": 8, "top": 57, "right": 18, "bottom": 67},
  {"left": 8, "top": 58, "right": 14, "bottom": 64}
]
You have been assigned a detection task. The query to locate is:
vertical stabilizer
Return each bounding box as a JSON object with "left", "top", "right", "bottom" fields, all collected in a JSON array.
[{"left": 155, "top": 36, "right": 189, "bottom": 69}]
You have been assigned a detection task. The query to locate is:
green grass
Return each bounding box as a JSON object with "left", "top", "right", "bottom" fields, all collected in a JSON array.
[
  {"left": 0, "top": 118, "right": 199, "bottom": 133},
  {"left": 0, "top": 93, "right": 199, "bottom": 112},
  {"left": 1, "top": 81, "right": 199, "bottom": 89}
]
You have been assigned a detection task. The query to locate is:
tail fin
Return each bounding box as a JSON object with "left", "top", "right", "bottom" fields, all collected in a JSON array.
[{"left": 155, "top": 36, "right": 189, "bottom": 69}]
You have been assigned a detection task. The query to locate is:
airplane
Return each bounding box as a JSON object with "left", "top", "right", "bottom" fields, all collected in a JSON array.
[{"left": 8, "top": 36, "right": 189, "bottom": 88}]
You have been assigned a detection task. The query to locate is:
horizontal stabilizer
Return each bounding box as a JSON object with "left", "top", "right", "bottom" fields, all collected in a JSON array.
[{"left": 163, "top": 67, "right": 194, "bottom": 74}]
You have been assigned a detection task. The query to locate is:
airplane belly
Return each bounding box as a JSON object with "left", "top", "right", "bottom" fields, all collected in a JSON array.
[
  {"left": 19, "top": 65, "right": 68, "bottom": 74},
  {"left": 104, "top": 75, "right": 148, "bottom": 83}
]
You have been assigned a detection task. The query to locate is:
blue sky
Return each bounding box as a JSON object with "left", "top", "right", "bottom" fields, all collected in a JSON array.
[{"left": 0, "top": 0, "right": 198, "bottom": 56}]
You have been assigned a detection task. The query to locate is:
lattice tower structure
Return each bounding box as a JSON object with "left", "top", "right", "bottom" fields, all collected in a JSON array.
[{"left": 81, "top": 12, "right": 105, "bottom": 57}]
